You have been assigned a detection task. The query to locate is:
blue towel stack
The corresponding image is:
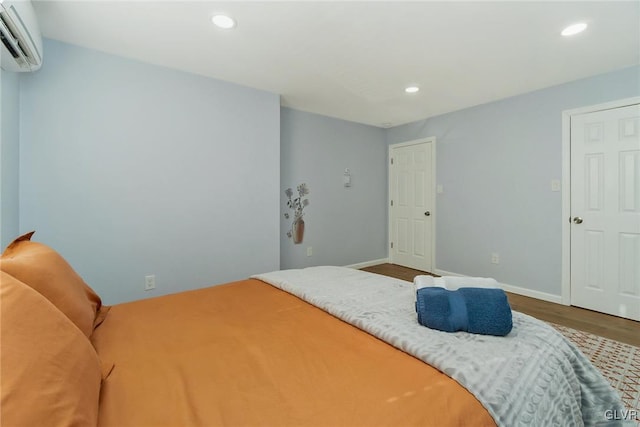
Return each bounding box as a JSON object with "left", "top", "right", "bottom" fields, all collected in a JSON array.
[{"left": 415, "top": 287, "right": 513, "bottom": 336}]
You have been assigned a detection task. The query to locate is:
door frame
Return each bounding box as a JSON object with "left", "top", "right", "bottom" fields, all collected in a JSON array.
[
  {"left": 560, "top": 96, "right": 640, "bottom": 305},
  {"left": 388, "top": 137, "right": 437, "bottom": 271}
]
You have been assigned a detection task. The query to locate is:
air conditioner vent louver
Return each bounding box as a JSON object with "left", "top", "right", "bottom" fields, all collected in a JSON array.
[
  {"left": 1, "top": 14, "right": 28, "bottom": 67},
  {"left": 1, "top": 27, "right": 21, "bottom": 60},
  {"left": 0, "top": 1, "right": 42, "bottom": 72}
]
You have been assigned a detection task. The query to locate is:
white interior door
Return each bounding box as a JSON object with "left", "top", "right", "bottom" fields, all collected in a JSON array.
[
  {"left": 570, "top": 103, "right": 640, "bottom": 321},
  {"left": 389, "top": 139, "right": 434, "bottom": 272}
]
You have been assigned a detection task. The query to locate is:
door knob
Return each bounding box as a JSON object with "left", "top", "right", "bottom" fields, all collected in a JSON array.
[
  {"left": 573, "top": 216, "right": 583, "bottom": 224},
  {"left": 424, "top": 211, "right": 431, "bottom": 216}
]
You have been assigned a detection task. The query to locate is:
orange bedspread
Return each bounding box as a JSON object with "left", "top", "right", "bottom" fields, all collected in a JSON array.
[{"left": 92, "top": 279, "right": 495, "bottom": 427}]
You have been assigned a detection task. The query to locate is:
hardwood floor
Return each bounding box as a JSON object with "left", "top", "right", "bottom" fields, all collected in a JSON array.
[{"left": 361, "top": 263, "right": 640, "bottom": 347}]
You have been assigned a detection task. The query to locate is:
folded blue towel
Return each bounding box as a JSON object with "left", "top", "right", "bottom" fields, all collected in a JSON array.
[{"left": 415, "top": 287, "right": 513, "bottom": 336}]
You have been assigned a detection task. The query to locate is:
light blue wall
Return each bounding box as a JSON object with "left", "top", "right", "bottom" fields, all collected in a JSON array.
[
  {"left": 387, "top": 65, "right": 640, "bottom": 297},
  {"left": 19, "top": 39, "right": 280, "bottom": 304},
  {"left": 280, "top": 108, "right": 387, "bottom": 269},
  {"left": 0, "top": 68, "right": 20, "bottom": 249},
  {"left": 11, "top": 37, "right": 639, "bottom": 303}
]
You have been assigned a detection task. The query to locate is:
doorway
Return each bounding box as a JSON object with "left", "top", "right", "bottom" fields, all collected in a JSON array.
[
  {"left": 388, "top": 138, "right": 436, "bottom": 272},
  {"left": 562, "top": 98, "right": 640, "bottom": 321}
]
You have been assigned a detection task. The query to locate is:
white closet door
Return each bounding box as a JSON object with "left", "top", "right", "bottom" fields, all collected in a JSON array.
[
  {"left": 390, "top": 140, "right": 434, "bottom": 272},
  {"left": 570, "top": 103, "right": 640, "bottom": 320}
]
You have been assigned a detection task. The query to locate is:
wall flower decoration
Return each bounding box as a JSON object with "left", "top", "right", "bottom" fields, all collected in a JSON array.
[{"left": 284, "top": 183, "right": 309, "bottom": 243}]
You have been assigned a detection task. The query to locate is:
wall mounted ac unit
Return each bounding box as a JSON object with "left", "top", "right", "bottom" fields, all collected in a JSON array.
[{"left": 0, "top": 0, "right": 42, "bottom": 72}]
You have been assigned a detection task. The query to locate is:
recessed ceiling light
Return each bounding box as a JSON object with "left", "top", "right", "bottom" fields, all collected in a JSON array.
[
  {"left": 561, "top": 22, "right": 587, "bottom": 37},
  {"left": 212, "top": 15, "right": 236, "bottom": 29},
  {"left": 405, "top": 86, "right": 420, "bottom": 94}
]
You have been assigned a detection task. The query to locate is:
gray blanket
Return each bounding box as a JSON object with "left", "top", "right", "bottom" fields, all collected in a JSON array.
[{"left": 253, "top": 266, "right": 629, "bottom": 427}]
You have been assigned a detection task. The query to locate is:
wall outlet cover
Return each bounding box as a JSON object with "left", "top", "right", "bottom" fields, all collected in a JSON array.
[{"left": 145, "top": 275, "right": 156, "bottom": 290}]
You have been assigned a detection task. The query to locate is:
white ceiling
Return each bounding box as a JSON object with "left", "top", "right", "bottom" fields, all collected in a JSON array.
[{"left": 33, "top": 1, "right": 640, "bottom": 128}]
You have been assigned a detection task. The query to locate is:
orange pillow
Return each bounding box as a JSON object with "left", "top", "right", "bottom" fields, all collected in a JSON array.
[
  {"left": 0, "top": 271, "right": 101, "bottom": 426},
  {"left": 0, "top": 231, "right": 106, "bottom": 337}
]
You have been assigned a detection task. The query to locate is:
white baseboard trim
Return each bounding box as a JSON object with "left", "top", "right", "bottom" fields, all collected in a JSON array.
[
  {"left": 345, "top": 258, "right": 389, "bottom": 270},
  {"left": 434, "top": 269, "right": 563, "bottom": 305},
  {"left": 500, "top": 284, "right": 563, "bottom": 305},
  {"left": 433, "top": 269, "right": 463, "bottom": 277}
]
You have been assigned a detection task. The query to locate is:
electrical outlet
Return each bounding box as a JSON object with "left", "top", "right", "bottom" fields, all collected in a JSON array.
[
  {"left": 491, "top": 253, "right": 500, "bottom": 264},
  {"left": 145, "top": 275, "right": 156, "bottom": 291},
  {"left": 307, "top": 247, "right": 313, "bottom": 257}
]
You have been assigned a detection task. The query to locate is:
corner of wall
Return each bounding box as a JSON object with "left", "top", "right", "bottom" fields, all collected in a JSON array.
[{"left": 0, "top": 68, "right": 21, "bottom": 249}]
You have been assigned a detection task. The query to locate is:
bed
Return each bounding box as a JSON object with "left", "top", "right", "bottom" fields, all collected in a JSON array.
[{"left": 0, "top": 232, "right": 628, "bottom": 426}]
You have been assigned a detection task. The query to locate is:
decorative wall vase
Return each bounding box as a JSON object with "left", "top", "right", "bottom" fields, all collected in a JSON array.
[
  {"left": 292, "top": 217, "right": 305, "bottom": 244},
  {"left": 284, "top": 183, "right": 309, "bottom": 243}
]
